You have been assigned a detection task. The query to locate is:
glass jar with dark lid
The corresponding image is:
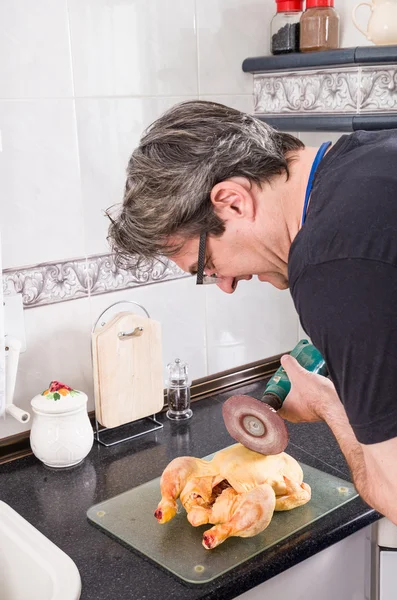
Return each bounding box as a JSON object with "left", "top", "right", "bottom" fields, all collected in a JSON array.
[
  {"left": 271, "top": 0, "right": 304, "bottom": 55},
  {"left": 300, "top": 0, "right": 340, "bottom": 52}
]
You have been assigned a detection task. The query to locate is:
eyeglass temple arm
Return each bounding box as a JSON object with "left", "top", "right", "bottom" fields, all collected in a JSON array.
[{"left": 196, "top": 232, "right": 206, "bottom": 285}]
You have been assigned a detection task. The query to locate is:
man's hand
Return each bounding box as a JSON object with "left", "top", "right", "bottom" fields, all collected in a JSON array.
[
  {"left": 279, "top": 355, "right": 397, "bottom": 525},
  {"left": 277, "top": 354, "right": 341, "bottom": 423}
]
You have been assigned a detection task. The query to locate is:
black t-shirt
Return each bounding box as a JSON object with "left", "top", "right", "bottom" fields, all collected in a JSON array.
[{"left": 288, "top": 129, "right": 397, "bottom": 445}]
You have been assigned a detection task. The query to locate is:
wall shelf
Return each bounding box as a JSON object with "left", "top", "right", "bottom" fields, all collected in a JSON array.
[{"left": 243, "top": 45, "right": 397, "bottom": 132}]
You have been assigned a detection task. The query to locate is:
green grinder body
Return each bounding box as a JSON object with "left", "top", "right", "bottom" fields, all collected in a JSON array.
[{"left": 263, "top": 339, "right": 328, "bottom": 410}]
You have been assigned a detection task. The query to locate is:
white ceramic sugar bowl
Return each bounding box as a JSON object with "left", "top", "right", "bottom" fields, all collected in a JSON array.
[{"left": 30, "top": 381, "right": 93, "bottom": 468}]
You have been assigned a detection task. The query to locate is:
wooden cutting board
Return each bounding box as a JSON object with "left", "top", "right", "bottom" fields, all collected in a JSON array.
[{"left": 92, "top": 311, "right": 164, "bottom": 428}]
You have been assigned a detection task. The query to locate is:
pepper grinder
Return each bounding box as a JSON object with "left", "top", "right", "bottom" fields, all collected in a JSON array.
[{"left": 166, "top": 358, "right": 193, "bottom": 421}]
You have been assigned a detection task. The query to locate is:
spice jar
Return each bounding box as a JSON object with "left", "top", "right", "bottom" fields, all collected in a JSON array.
[
  {"left": 271, "top": 0, "right": 304, "bottom": 55},
  {"left": 300, "top": 0, "right": 340, "bottom": 52}
]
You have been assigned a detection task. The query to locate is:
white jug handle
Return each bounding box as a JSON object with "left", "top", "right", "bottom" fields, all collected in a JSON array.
[{"left": 352, "top": 2, "right": 373, "bottom": 40}]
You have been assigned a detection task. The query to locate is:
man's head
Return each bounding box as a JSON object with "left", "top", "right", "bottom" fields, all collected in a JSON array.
[{"left": 107, "top": 100, "right": 304, "bottom": 292}]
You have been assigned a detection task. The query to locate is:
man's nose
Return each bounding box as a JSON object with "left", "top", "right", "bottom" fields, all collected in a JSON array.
[{"left": 216, "top": 277, "right": 237, "bottom": 294}]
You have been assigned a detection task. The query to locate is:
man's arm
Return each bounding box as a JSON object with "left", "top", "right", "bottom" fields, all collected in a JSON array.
[
  {"left": 280, "top": 355, "right": 397, "bottom": 524},
  {"left": 321, "top": 400, "right": 397, "bottom": 523}
]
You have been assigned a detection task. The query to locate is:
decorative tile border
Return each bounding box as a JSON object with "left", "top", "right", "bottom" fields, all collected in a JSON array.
[
  {"left": 254, "top": 68, "right": 359, "bottom": 115},
  {"left": 360, "top": 67, "right": 397, "bottom": 112},
  {"left": 254, "top": 66, "right": 397, "bottom": 116},
  {"left": 2, "top": 254, "right": 189, "bottom": 309}
]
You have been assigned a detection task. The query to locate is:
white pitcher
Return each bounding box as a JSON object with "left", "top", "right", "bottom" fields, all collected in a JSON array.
[{"left": 352, "top": 0, "right": 397, "bottom": 45}]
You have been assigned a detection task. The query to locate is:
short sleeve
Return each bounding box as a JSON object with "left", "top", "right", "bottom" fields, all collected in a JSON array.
[{"left": 291, "top": 258, "right": 397, "bottom": 445}]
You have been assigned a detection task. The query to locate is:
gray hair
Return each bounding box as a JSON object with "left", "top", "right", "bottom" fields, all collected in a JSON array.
[{"left": 107, "top": 100, "right": 304, "bottom": 268}]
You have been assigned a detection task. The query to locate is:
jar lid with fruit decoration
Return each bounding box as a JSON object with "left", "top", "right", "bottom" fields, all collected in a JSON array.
[{"left": 31, "top": 380, "right": 87, "bottom": 414}]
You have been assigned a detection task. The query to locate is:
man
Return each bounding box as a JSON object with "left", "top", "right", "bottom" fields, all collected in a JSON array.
[{"left": 108, "top": 100, "right": 397, "bottom": 524}]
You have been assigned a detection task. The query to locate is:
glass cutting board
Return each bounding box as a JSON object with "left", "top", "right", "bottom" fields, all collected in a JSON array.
[{"left": 87, "top": 448, "right": 358, "bottom": 584}]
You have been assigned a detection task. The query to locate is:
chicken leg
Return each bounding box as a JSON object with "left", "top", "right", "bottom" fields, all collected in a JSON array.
[
  {"left": 201, "top": 483, "right": 276, "bottom": 549},
  {"left": 154, "top": 456, "right": 215, "bottom": 523},
  {"left": 275, "top": 476, "right": 311, "bottom": 511}
]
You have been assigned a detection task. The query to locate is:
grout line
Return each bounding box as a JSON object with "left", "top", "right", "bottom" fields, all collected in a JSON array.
[
  {"left": 0, "top": 95, "right": 203, "bottom": 101},
  {"left": 194, "top": 0, "right": 201, "bottom": 97},
  {"left": 65, "top": 0, "right": 91, "bottom": 302},
  {"left": 199, "top": 94, "right": 255, "bottom": 99},
  {"left": 0, "top": 94, "right": 255, "bottom": 102},
  {"left": 65, "top": 0, "right": 76, "bottom": 98}
]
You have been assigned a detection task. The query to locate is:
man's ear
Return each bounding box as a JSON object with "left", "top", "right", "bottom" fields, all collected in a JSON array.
[{"left": 210, "top": 179, "right": 255, "bottom": 221}]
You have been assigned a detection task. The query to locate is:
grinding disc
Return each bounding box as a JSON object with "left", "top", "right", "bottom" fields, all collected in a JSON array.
[{"left": 222, "top": 395, "right": 289, "bottom": 455}]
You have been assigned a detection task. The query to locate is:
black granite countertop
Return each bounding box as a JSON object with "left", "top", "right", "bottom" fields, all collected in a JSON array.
[{"left": 0, "top": 381, "right": 380, "bottom": 600}]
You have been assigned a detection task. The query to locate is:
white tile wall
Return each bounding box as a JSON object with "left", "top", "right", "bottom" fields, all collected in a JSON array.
[
  {"left": 0, "top": 0, "right": 73, "bottom": 99},
  {"left": 0, "top": 99, "right": 85, "bottom": 268},
  {"left": 1, "top": 297, "right": 92, "bottom": 438},
  {"left": 205, "top": 279, "right": 299, "bottom": 374},
  {"left": 1, "top": 0, "right": 305, "bottom": 439},
  {"left": 196, "top": 0, "right": 273, "bottom": 95},
  {"left": 67, "top": 0, "right": 198, "bottom": 97},
  {"left": 199, "top": 95, "right": 254, "bottom": 113}
]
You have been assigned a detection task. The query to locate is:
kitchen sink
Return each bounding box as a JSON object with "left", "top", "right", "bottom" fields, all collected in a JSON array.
[{"left": 0, "top": 501, "right": 81, "bottom": 600}]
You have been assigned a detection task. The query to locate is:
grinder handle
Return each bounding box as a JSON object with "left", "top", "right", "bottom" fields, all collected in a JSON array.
[{"left": 261, "top": 339, "right": 328, "bottom": 410}]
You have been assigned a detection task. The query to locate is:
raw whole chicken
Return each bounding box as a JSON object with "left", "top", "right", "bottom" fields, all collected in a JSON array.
[{"left": 154, "top": 444, "right": 311, "bottom": 549}]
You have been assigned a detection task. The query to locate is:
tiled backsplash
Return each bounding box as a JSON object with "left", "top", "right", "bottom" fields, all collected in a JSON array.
[
  {"left": 2, "top": 0, "right": 368, "bottom": 441},
  {"left": 3, "top": 254, "right": 187, "bottom": 308},
  {"left": 2, "top": 0, "right": 364, "bottom": 440},
  {"left": 1, "top": 0, "right": 368, "bottom": 440},
  {"left": 3, "top": 268, "right": 299, "bottom": 439},
  {"left": 1, "top": 0, "right": 302, "bottom": 439}
]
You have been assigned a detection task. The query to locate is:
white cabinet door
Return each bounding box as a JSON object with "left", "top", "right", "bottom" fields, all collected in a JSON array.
[
  {"left": 236, "top": 526, "right": 370, "bottom": 600},
  {"left": 380, "top": 550, "right": 397, "bottom": 600}
]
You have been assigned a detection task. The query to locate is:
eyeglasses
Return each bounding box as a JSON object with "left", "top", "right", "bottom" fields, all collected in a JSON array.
[{"left": 196, "top": 232, "right": 221, "bottom": 285}]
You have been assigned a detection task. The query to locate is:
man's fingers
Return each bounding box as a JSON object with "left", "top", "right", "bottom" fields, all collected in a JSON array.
[{"left": 280, "top": 354, "right": 308, "bottom": 381}]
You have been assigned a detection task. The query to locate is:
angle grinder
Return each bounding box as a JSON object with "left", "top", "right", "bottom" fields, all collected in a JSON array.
[{"left": 222, "top": 339, "right": 328, "bottom": 455}]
